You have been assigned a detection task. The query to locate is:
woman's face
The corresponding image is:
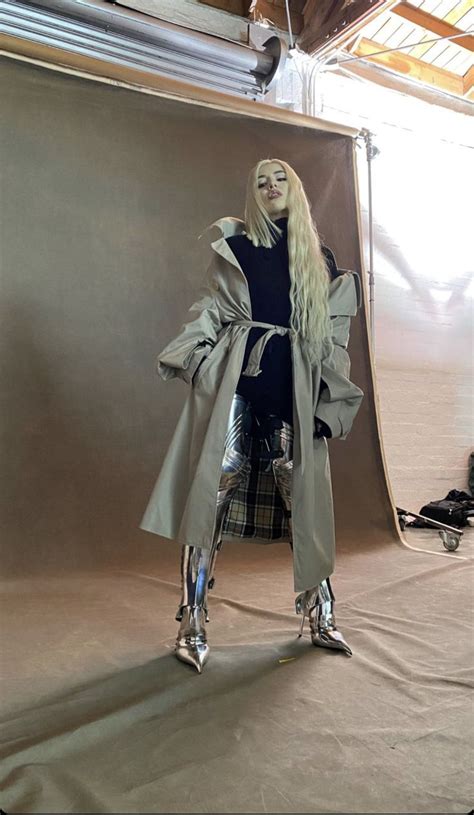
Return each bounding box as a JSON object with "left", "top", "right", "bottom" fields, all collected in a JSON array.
[{"left": 257, "top": 162, "right": 289, "bottom": 220}]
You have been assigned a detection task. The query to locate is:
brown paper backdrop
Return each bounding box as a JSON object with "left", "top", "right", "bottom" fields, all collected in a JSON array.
[{"left": 0, "top": 56, "right": 400, "bottom": 577}]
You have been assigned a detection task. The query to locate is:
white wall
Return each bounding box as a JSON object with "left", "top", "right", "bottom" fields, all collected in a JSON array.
[
  {"left": 276, "top": 59, "right": 474, "bottom": 510},
  {"left": 357, "top": 127, "right": 473, "bottom": 511}
]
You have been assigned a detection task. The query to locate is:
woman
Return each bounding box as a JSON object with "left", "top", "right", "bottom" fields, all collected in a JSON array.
[{"left": 140, "top": 159, "right": 364, "bottom": 673}]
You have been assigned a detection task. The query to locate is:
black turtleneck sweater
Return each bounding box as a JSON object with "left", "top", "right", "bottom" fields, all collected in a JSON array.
[{"left": 226, "top": 216, "right": 293, "bottom": 424}]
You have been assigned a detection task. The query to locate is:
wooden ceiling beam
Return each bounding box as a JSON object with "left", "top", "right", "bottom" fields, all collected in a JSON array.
[
  {"left": 353, "top": 37, "right": 464, "bottom": 96},
  {"left": 339, "top": 59, "right": 474, "bottom": 115},
  {"left": 392, "top": 1, "right": 474, "bottom": 52},
  {"left": 246, "top": 0, "right": 303, "bottom": 34},
  {"left": 298, "top": 0, "right": 398, "bottom": 57},
  {"left": 344, "top": 32, "right": 364, "bottom": 54},
  {"left": 443, "top": 0, "right": 474, "bottom": 27},
  {"left": 463, "top": 64, "right": 474, "bottom": 95},
  {"left": 199, "top": 0, "right": 247, "bottom": 15},
  {"left": 113, "top": 0, "right": 250, "bottom": 43}
]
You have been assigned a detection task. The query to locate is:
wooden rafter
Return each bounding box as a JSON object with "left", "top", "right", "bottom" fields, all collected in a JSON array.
[
  {"left": 353, "top": 37, "right": 464, "bottom": 96},
  {"left": 406, "top": 0, "right": 474, "bottom": 60},
  {"left": 339, "top": 58, "right": 474, "bottom": 114},
  {"left": 344, "top": 32, "right": 364, "bottom": 54},
  {"left": 392, "top": 2, "right": 474, "bottom": 53},
  {"left": 199, "top": 0, "right": 247, "bottom": 13},
  {"left": 442, "top": 0, "right": 473, "bottom": 27},
  {"left": 463, "top": 64, "right": 474, "bottom": 95},
  {"left": 111, "top": 0, "right": 250, "bottom": 43},
  {"left": 298, "top": 0, "right": 398, "bottom": 57},
  {"left": 246, "top": 0, "right": 303, "bottom": 34}
]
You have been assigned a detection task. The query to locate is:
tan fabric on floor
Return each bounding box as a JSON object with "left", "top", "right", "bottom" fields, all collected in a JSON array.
[{"left": 1, "top": 532, "right": 472, "bottom": 814}]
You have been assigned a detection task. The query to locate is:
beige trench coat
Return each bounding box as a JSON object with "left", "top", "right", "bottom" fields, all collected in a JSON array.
[{"left": 140, "top": 217, "right": 364, "bottom": 592}]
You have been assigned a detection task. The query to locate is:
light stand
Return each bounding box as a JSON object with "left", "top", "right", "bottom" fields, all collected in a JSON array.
[{"left": 359, "top": 128, "right": 380, "bottom": 351}]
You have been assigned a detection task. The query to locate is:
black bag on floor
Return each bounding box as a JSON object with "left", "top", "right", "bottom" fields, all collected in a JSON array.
[
  {"left": 444, "top": 489, "right": 472, "bottom": 502},
  {"left": 419, "top": 499, "right": 469, "bottom": 528}
]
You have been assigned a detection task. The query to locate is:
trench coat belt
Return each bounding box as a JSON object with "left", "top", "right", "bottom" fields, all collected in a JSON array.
[{"left": 231, "top": 320, "right": 291, "bottom": 377}]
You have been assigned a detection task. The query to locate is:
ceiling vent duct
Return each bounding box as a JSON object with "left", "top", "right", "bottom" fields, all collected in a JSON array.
[{"left": 0, "top": 0, "right": 287, "bottom": 98}]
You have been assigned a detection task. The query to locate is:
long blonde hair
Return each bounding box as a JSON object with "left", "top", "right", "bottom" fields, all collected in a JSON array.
[{"left": 244, "top": 158, "right": 330, "bottom": 363}]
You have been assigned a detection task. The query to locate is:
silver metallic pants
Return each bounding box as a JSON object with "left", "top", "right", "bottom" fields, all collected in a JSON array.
[
  {"left": 175, "top": 393, "right": 293, "bottom": 670},
  {"left": 178, "top": 393, "right": 295, "bottom": 603}
]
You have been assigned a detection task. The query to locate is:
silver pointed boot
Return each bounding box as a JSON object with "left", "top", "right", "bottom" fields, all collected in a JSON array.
[
  {"left": 295, "top": 578, "right": 352, "bottom": 657},
  {"left": 267, "top": 418, "right": 351, "bottom": 656},
  {"left": 175, "top": 545, "right": 212, "bottom": 673},
  {"left": 174, "top": 394, "right": 252, "bottom": 673}
]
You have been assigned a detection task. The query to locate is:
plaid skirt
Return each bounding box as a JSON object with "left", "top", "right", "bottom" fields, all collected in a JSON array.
[{"left": 222, "top": 433, "right": 291, "bottom": 541}]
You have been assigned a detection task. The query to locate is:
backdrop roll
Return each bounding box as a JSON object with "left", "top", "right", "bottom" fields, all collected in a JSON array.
[{"left": 0, "top": 56, "right": 400, "bottom": 577}]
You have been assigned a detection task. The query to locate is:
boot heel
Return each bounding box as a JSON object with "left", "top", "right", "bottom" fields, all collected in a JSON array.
[
  {"left": 295, "top": 589, "right": 317, "bottom": 638},
  {"left": 294, "top": 591, "right": 307, "bottom": 637},
  {"left": 295, "top": 581, "right": 352, "bottom": 657}
]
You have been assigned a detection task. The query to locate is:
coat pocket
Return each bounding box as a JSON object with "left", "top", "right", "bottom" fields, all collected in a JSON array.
[
  {"left": 192, "top": 327, "right": 234, "bottom": 389},
  {"left": 192, "top": 342, "right": 218, "bottom": 387}
]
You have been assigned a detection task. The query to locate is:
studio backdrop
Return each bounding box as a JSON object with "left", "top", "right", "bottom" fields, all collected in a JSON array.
[{"left": 0, "top": 55, "right": 400, "bottom": 577}]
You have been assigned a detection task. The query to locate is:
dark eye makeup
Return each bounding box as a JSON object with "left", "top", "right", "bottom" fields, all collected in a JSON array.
[{"left": 258, "top": 175, "right": 287, "bottom": 187}]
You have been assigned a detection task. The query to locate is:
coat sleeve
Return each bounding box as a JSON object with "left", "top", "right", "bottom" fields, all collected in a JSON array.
[
  {"left": 315, "top": 272, "right": 364, "bottom": 440},
  {"left": 157, "top": 258, "right": 223, "bottom": 384},
  {"left": 326, "top": 270, "right": 361, "bottom": 378}
]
